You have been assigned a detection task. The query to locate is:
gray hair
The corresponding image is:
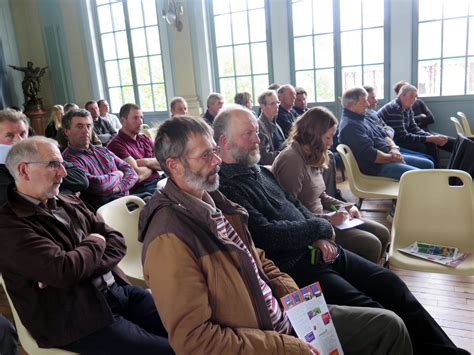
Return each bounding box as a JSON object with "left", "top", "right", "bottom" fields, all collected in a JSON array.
[
  {"left": 0, "top": 109, "right": 30, "bottom": 129},
  {"left": 342, "top": 87, "right": 368, "bottom": 108},
  {"left": 206, "top": 93, "right": 224, "bottom": 107},
  {"left": 257, "top": 90, "right": 277, "bottom": 106},
  {"left": 213, "top": 105, "right": 257, "bottom": 144},
  {"left": 5, "top": 136, "right": 58, "bottom": 181},
  {"left": 61, "top": 109, "right": 91, "bottom": 129},
  {"left": 398, "top": 84, "right": 417, "bottom": 97},
  {"left": 277, "top": 84, "right": 295, "bottom": 96},
  {"left": 154, "top": 116, "right": 213, "bottom": 176}
]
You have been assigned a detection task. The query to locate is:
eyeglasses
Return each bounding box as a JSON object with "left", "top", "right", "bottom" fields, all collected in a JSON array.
[
  {"left": 186, "top": 147, "right": 220, "bottom": 162},
  {"left": 25, "top": 160, "right": 67, "bottom": 170}
]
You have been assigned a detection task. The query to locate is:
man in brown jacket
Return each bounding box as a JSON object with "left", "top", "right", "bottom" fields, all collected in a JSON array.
[
  {"left": 0, "top": 136, "right": 172, "bottom": 354},
  {"left": 139, "top": 115, "right": 412, "bottom": 355}
]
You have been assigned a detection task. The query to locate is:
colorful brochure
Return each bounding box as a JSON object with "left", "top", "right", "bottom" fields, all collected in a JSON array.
[{"left": 398, "top": 241, "right": 471, "bottom": 268}]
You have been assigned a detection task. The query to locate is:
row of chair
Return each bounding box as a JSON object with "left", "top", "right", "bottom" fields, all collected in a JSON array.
[{"left": 450, "top": 112, "right": 473, "bottom": 138}]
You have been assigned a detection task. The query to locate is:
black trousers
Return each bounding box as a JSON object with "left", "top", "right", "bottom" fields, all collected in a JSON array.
[
  {"left": 61, "top": 284, "right": 174, "bottom": 355},
  {"left": 400, "top": 138, "right": 455, "bottom": 168},
  {"left": 286, "top": 248, "right": 467, "bottom": 355}
]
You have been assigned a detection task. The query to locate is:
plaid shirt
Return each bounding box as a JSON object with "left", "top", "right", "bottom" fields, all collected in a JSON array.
[{"left": 63, "top": 144, "right": 138, "bottom": 197}]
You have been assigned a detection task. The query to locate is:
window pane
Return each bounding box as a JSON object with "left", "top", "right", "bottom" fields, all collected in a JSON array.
[
  {"left": 251, "top": 42, "right": 268, "bottom": 74},
  {"left": 115, "top": 31, "right": 129, "bottom": 59},
  {"left": 316, "top": 69, "right": 335, "bottom": 102},
  {"left": 220, "top": 77, "right": 236, "bottom": 103},
  {"left": 418, "top": 21, "right": 442, "bottom": 59},
  {"left": 232, "top": 12, "right": 249, "bottom": 44},
  {"left": 467, "top": 56, "right": 474, "bottom": 93},
  {"left": 111, "top": 2, "right": 125, "bottom": 31},
  {"left": 293, "top": 0, "right": 313, "bottom": 36},
  {"left": 122, "top": 86, "right": 135, "bottom": 103},
  {"left": 213, "top": 0, "right": 230, "bottom": 15},
  {"left": 294, "top": 37, "right": 314, "bottom": 70},
  {"left": 101, "top": 33, "right": 117, "bottom": 60},
  {"left": 253, "top": 74, "right": 269, "bottom": 99},
  {"left": 217, "top": 47, "right": 235, "bottom": 76},
  {"left": 98, "top": 5, "right": 113, "bottom": 33},
  {"left": 97, "top": 0, "right": 109, "bottom": 5},
  {"left": 443, "top": 18, "right": 467, "bottom": 57},
  {"left": 214, "top": 15, "right": 232, "bottom": 46},
  {"left": 149, "top": 55, "right": 164, "bottom": 83},
  {"left": 417, "top": 60, "right": 441, "bottom": 96},
  {"left": 109, "top": 87, "right": 122, "bottom": 112},
  {"left": 131, "top": 28, "right": 147, "bottom": 56},
  {"left": 418, "top": 0, "right": 442, "bottom": 21},
  {"left": 363, "top": 64, "right": 384, "bottom": 99},
  {"left": 443, "top": 0, "right": 469, "bottom": 19},
  {"left": 248, "top": 9, "right": 266, "bottom": 42},
  {"left": 127, "top": 1, "right": 144, "bottom": 28},
  {"left": 296, "top": 70, "right": 315, "bottom": 102},
  {"left": 146, "top": 26, "right": 161, "bottom": 55},
  {"left": 142, "top": 0, "right": 158, "bottom": 26},
  {"left": 230, "top": 0, "right": 247, "bottom": 12},
  {"left": 314, "top": 34, "right": 334, "bottom": 68},
  {"left": 362, "top": 0, "right": 384, "bottom": 28},
  {"left": 135, "top": 57, "right": 151, "bottom": 84},
  {"left": 341, "top": 30, "right": 362, "bottom": 66},
  {"left": 234, "top": 44, "right": 251, "bottom": 75},
  {"left": 105, "top": 61, "right": 120, "bottom": 86},
  {"left": 153, "top": 84, "right": 167, "bottom": 110},
  {"left": 469, "top": 17, "right": 474, "bottom": 55},
  {"left": 442, "top": 58, "right": 466, "bottom": 95},
  {"left": 363, "top": 28, "right": 383, "bottom": 64},
  {"left": 248, "top": 0, "right": 264, "bottom": 10},
  {"left": 341, "top": 66, "right": 362, "bottom": 93},
  {"left": 119, "top": 59, "right": 133, "bottom": 85},
  {"left": 139, "top": 85, "right": 154, "bottom": 111},
  {"left": 340, "top": 0, "right": 361, "bottom": 31},
  {"left": 237, "top": 76, "right": 253, "bottom": 94},
  {"left": 313, "top": 0, "right": 333, "bottom": 34}
]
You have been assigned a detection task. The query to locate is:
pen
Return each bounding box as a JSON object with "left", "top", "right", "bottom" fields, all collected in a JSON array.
[{"left": 330, "top": 205, "right": 338, "bottom": 212}]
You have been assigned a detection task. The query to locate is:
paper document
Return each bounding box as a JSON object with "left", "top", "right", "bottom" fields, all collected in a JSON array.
[
  {"left": 398, "top": 241, "right": 470, "bottom": 268},
  {"left": 334, "top": 218, "right": 364, "bottom": 230}
]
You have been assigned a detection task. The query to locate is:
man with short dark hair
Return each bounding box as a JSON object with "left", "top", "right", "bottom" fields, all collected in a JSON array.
[
  {"left": 108, "top": 104, "right": 162, "bottom": 194},
  {"left": 139, "top": 115, "right": 412, "bottom": 355},
  {"left": 214, "top": 105, "right": 466, "bottom": 355},
  {"left": 203, "top": 93, "right": 224, "bottom": 125},
  {"left": 293, "top": 87, "right": 308, "bottom": 116},
  {"left": 276, "top": 84, "right": 298, "bottom": 138},
  {"left": 85, "top": 100, "right": 116, "bottom": 145},
  {"left": 169, "top": 97, "right": 188, "bottom": 117},
  {"left": 62, "top": 109, "right": 138, "bottom": 209},
  {"left": 0, "top": 136, "right": 172, "bottom": 354}
]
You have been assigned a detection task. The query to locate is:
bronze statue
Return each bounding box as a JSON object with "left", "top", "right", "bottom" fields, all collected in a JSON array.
[{"left": 9, "top": 61, "right": 48, "bottom": 110}]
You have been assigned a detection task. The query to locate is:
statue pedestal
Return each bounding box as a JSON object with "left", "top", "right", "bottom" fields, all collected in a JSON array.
[{"left": 24, "top": 108, "right": 47, "bottom": 136}]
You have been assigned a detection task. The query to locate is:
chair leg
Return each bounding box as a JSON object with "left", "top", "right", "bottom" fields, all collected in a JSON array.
[
  {"left": 340, "top": 166, "right": 346, "bottom": 181},
  {"left": 357, "top": 198, "right": 363, "bottom": 210}
]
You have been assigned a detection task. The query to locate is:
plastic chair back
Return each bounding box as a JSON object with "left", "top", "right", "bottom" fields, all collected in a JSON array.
[
  {"left": 389, "top": 170, "right": 474, "bottom": 275},
  {"left": 0, "top": 276, "right": 78, "bottom": 354},
  {"left": 457, "top": 112, "right": 473, "bottom": 136},
  {"left": 450, "top": 117, "right": 465, "bottom": 135},
  {"left": 97, "top": 196, "right": 146, "bottom": 286}
]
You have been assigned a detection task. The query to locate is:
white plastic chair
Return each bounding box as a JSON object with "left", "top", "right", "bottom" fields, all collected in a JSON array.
[
  {"left": 457, "top": 112, "right": 473, "bottom": 137},
  {"left": 336, "top": 144, "right": 399, "bottom": 210},
  {"left": 96, "top": 196, "right": 146, "bottom": 287},
  {"left": 388, "top": 170, "right": 474, "bottom": 276},
  {"left": 0, "top": 276, "right": 78, "bottom": 354},
  {"left": 450, "top": 117, "right": 465, "bottom": 135}
]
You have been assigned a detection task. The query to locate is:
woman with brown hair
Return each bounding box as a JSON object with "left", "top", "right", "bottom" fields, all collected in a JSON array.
[{"left": 272, "top": 106, "right": 389, "bottom": 264}]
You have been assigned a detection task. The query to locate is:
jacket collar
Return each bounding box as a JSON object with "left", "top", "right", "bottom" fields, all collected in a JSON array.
[
  {"left": 342, "top": 108, "right": 366, "bottom": 121},
  {"left": 219, "top": 163, "right": 261, "bottom": 180}
]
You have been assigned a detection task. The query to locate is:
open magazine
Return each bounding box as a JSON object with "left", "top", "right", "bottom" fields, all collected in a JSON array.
[
  {"left": 281, "top": 282, "right": 343, "bottom": 355},
  {"left": 398, "top": 241, "right": 470, "bottom": 268}
]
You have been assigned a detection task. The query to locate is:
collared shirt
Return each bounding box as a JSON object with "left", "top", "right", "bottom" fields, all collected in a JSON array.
[
  {"left": 62, "top": 144, "right": 138, "bottom": 197},
  {"left": 107, "top": 130, "right": 161, "bottom": 185},
  {"left": 101, "top": 114, "right": 122, "bottom": 131}
]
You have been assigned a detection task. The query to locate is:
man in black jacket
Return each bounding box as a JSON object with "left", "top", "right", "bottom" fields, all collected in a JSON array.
[{"left": 213, "top": 105, "right": 468, "bottom": 355}]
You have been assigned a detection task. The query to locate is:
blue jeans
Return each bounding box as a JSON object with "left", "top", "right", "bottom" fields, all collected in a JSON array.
[
  {"left": 0, "top": 315, "right": 18, "bottom": 355},
  {"left": 377, "top": 154, "right": 434, "bottom": 180}
]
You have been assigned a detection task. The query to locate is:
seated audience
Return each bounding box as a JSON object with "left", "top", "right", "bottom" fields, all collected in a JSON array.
[
  {"left": 62, "top": 109, "right": 138, "bottom": 209},
  {"left": 44, "top": 104, "right": 64, "bottom": 139},
  {"left": 202, "top": 93, "right": 224, "bottom": 125},
  {"left": 98, "top": 99, "right": 122, "bottom": 130},
  {"left": 169, "top": 96, "right": 188, "bottom": 117},
  {"left": 293, "top": 87, "right": 308, "bottom": 116},
  {"left": 276, "top": 84, "right": 298, "bottom": 138},
  {"left": 257, "top": 90, "right": 285, "bottom": 164},
  {"left": 273, "top": 107, "right": 389, "bottom": 264},
  {"left": 64, "top": 102, "right": 79, "bottom": 113},
  {"left": 0, "top": 314, "right": 18, "bottom": 355},
  {"left": 213, "top": 105, "right": 466, "bottom": 355},
  {"left": 0, "top": 109, "right": 88, "bottom": 207},
  {"left": 85, "top": 100, "right": 117, "bottom": 145},
  {"left": 0, "top": 137, "right": 172, "bottom": 354},
  {"left": 108, "top": 104, "right": 162, "bottom": 194},
  {"left": 339, "top": 87, "right": 434, "bottom": 180},
  {"left": 393, "top": 81, "right": 435, "bottom": 130},
  {"left": 377, "top": 84, "right": 454, "bottom": 166},
  {"left": 139, "top": 115, "right": 412, "bottom": 355},
  {"left": 234, "top": 91, "right": 257, "bottom": 117}
]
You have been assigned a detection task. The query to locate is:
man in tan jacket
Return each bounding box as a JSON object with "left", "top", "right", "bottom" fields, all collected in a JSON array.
[{"left": 139, "top": 115, "right": 412, "bottom": 355}]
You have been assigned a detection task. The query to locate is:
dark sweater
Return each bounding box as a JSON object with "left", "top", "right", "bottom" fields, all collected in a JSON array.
[{"left": 218, "top": 163, "right": 334, "bottom": 271}]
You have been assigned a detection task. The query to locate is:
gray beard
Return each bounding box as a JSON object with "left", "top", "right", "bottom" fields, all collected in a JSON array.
[
  {"left": 183, "top": 165, "right": 220, "bottom": 192},
  {"left": 230, "top": 146, "right": 260, "bottom": 167}
]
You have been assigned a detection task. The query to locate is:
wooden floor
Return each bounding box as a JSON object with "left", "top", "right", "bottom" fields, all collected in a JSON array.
[{"left": 0, "top": 175, "right": 472, "bottom": 354}]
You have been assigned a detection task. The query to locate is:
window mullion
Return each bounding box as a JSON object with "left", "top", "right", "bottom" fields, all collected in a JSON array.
[{"left": 122, "top": 0, "right": 140, "bottom": 106}]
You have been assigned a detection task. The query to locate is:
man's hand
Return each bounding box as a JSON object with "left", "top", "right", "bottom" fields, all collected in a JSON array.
[
  {"left": 328, "top": 210, "right": 349, "bottom": 226},
  {"left": 348, "top": 205, "right": 361, "bottom": 218},
  {"left": 89, "top": 233, "right": 106, "bottom": 243},
  {"left": 314, "top": 239, "right": 338, "bottom": 263},
  {"left": 389, "top": 149, "right": 404, "bottom": 163},
  {"left": 114, "top": 170, "right": 124, "bottom": 179},
  {"left": 306, "top": 343, "right": 321, "bottom": 355},
  {"left": 427, "top": 135, "right": 448, "bottom": 146}
]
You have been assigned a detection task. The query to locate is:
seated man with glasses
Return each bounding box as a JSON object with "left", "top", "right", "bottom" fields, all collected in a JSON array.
[{"left": 0, "top": 136, "right": 172, "bottom": 354}]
